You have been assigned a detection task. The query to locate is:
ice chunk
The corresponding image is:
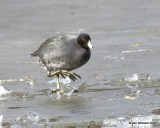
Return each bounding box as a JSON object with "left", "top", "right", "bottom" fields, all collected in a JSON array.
[
  {"left": 0, "top": 79, "right": 17, "bottom": 84},
  {"left": 13, "top": 111, "right": 43, "bottom": 127},
  {"left": 0, "top": 86, "right": 11, "bottom": 96},
  {"left": 26, "top": 111, "right": 40, "bottom": 122},
  {"left": 122, "top": 49, "right": 148, "bottom": 53},
  {"left": 124, "top": 73, "right": 138, "bottom": 82}
]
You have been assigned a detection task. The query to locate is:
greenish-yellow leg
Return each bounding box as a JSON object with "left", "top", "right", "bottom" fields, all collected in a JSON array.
[
  {"left": 56, "top": 75, "right": 60, "bottom": 89},
  {"left": 48, "top": 70, "right": 81, "bottom": 93}
]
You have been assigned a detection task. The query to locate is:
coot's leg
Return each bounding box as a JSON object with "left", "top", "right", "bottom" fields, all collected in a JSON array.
[
  {"left": 56, "top": 74, "right": 60, "bottom": 89},
  {"left": 47, "top": 70, "right": 61, "bottom": 91}
]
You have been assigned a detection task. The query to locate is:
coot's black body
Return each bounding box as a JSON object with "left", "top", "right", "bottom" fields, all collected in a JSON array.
[{"left": 31, "top": 33, "right": 92, "bottom": 74}]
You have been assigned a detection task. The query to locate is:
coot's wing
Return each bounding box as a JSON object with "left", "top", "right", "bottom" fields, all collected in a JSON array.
[
  {"left": 31, "top": 35, "right": 77, "bottom": 69},
  {"left": 31, "top": 35, "right": 67, "bottom": 57}
]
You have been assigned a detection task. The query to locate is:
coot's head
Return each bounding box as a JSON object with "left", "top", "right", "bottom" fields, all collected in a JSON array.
[{"left": 77, "top": 33, "right": 93, "bottom": 49}]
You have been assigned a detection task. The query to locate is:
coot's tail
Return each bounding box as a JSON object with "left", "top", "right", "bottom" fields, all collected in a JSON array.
[{"left": 30, "top": 51, "right": 38, "bottom": 57}]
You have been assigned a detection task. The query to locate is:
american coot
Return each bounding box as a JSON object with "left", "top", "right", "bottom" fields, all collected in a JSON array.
[{"left": 31, "top": 33, "right": 93, "bottom": 90}]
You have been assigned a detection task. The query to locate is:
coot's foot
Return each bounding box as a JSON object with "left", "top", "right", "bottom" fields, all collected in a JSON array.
[
  {"left": 72, "top": 89, "right": 78, "bottom": 93},
  {"left": 50, "top": 88, "right": 61, "bottom": 93},
  {"left": 47, "top": 70, "right": 81, "bottom": 82}
]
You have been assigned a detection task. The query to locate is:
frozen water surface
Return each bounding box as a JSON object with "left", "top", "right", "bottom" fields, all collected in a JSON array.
[{"left": 1, "top": 0, "right": 160, "bottom": 127}]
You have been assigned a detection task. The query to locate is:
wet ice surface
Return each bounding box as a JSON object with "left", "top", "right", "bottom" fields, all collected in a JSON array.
[{"left": 1, "top": 0, "right": 160, "bottom": 127}]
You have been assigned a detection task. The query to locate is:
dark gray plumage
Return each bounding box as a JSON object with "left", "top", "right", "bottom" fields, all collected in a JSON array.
[{"left": 31, "top": 33, "right": 93, "bottom": 89}]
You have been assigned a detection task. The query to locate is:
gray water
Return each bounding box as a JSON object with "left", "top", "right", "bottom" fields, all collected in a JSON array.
[{"left": 1, "top": 0, "right": 160, "bottom": 127}]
